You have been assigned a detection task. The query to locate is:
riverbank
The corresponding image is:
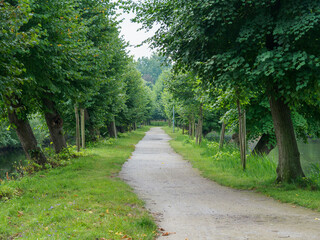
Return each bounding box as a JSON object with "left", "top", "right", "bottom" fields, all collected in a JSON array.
[
  {"left": 163, "top": 127, "right": 320, "bottom": 212},
  {"left": 0, "top": 127, "right": 157, "bottom": 239}
]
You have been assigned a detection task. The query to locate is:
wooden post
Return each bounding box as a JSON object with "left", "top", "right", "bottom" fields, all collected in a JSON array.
[
  {"left": 75, "top": 105, "right": 80, "bottom": 152},
  {"left": 198, "top": 104, "right": 203, "bottom": 144},
  {"left": 237, "top": 100, "right": 246, "bottom": 170},
  {"left": 242, "top": 110, "right": 246, "bottom": 169},
  {"left": 219, "top": 122, "right": 226, "bottom": 150},
  {"left": 192, "top": 114, "right": 195, "bottom": 139},
  {"left": 113, "top": 116, "right": 117, "bottom": 139},
  {"left": 80, "top": 108, "right": 85, "bottom": 149}
]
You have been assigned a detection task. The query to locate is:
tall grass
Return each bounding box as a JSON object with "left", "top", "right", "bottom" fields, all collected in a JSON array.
[{"left": 175, "top": 133, "right": 277, "bottom": 189}]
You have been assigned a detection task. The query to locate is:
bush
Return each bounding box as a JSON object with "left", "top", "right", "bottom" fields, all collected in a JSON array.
[{"left": 0, "top": 185, "right": 22, "bottom": 201}]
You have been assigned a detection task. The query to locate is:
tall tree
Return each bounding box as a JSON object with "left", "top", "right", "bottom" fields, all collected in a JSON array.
[
  {"left": 0, "top": 0, "right": 48, "bottom": 164},
  {"left": 135, "top": 0, "right": 320, "bottom": 182}
]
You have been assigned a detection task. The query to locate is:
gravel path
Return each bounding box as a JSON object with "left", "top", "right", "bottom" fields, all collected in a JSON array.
[{"left": 120, "top": 127, "right": 320, "bottom": 240}]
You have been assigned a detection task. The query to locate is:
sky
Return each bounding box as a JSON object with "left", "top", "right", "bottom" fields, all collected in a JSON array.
[{"left": 117, "top": 9, "right": 157, "bottom": 60}]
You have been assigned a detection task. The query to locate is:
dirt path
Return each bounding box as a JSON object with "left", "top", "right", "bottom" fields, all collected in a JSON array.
[{"left": 120, "top": 128, "right": 320, "bottom": 240}]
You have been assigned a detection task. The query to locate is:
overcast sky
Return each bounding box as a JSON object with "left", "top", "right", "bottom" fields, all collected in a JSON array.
[{"left": 117, "top": 9, "right": 157, "bottom": 60}]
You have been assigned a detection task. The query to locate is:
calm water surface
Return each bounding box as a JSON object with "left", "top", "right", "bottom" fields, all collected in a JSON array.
[
  {"left": 0, "top": 150, "right": 26, "bottom": 179},
  {"left": 269, "top": 139, "right": 320, "bottom": 175}
]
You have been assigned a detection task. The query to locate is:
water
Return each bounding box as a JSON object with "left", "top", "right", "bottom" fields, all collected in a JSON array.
[
  {"left": 0, "top": 150, "right": 26, "bottom": 179},
  {"left": 269, "top": 139, "right": 320, "bottom": 175}
]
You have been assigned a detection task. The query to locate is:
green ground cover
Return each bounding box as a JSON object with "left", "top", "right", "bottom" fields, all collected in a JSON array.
[
  {"left": 163, "top": 127, "right": 320, "bottom": 212},
  {"left": 0, "top": 127, "right": 157, "bottom": 240}
]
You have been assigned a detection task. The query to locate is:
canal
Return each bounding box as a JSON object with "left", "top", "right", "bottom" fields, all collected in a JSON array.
[
  {"left": 0, "top": 150, "right": 26, "bottom": 179},
  {"left": 269, "top": 139, "right": 320, "bottom": 176}
]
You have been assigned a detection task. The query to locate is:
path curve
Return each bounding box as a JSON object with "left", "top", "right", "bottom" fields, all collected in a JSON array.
[{"left": 120, "top": 128, "right": 320, "bottom": 240}]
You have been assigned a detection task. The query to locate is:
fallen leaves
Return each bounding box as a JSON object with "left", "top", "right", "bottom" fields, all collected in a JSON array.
[
  {"left": 162, "top": 232, "right": 176, "bottom": 236},
  {"left": 158, "top": 227, "right": 176, "bottom": 237}
]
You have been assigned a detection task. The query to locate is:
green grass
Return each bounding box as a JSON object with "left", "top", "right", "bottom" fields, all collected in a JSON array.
[
  {"left": 0, "top": 127, "right": 157, "bottom": 239},
  {"left": 164, "top": 126, "right": 320, "bottom": 212}
]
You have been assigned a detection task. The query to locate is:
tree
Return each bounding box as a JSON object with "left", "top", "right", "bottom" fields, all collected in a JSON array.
[
  {"left": 0, "top": 0, "right": 48, "bottom": 164},
  {"left": 135, "top": 0, "right": 320, "bottom": 182},
  {"left": 136, "top": 54, "right": 169, "bottom": 85}
]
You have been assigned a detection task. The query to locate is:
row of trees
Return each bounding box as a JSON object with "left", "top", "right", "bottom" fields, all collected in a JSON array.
[
  {"left": 134, "top": 0, "right": 320, "bottom": 182},
  {"left": 0, "top": 0, "right": 152, "bottom": 164}
]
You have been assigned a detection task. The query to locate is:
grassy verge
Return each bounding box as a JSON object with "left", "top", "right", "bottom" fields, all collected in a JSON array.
[
  {"left": 0, "top": 127, "right": 157, "bottom": 239},
  {"left": 163, "top": 126, "right": 320, "bottom": 212}
]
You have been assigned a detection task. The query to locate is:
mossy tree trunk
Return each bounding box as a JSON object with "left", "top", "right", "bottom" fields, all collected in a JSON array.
[
  {"left": 8, "top": 106, "right": 47, "bottom": 165},
  {"left": 43, "top": 98, "right": 67, "bottom": 153}
]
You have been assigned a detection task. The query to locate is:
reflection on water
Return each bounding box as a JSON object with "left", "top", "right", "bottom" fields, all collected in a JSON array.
[
  {"left": 0, "top": 150, "right": 26, "bottom": 179},
  {"left": 269, "top": 139, "right": 320, "bottom": 175}
]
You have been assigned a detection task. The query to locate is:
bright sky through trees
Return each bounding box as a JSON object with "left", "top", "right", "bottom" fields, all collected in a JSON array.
[{"left": 117, "top": 7, "right": 157, "bottom": 59}]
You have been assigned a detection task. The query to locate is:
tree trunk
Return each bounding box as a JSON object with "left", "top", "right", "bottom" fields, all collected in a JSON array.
[
  {"left": 42, "top": 98, "right": 67, "bottom": 153},
  {"left": 269, "top": 95, "right": 305, "bottom": 182},
  {"left": 192, "top": 114, "right": 195, "bottom": 139},
  {"left": 195, "top": 123, "right": 199, "bottom": 144},
  {"left": 198, "top": 104, "right": 203, "bottom": 144},
  {"left": 189, "top": 119, "right": 192, "bottom": 137},
  {"left": 75, "top": 105, "right": 80, "bottom": 152},
  {"left": 219, "top": 122, "right": 226, "bottom": 150},
  {"left": 8, "top": 108, "right": 47, "bottom": 165},
  {"left": 80, "top": 109, "right": 85, "bottom": 149},
  {"left": 108, "top": 121, "right": 117, "bottom": 138},
  {"left": 252, "top": 134, "right": 275, "bottom": 156}
]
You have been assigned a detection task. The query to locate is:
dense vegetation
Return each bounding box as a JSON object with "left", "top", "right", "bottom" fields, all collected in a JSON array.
[
  {"left": 0, "top": 0, "right": 153, "bottom": 168},
  {"left": 1, "top": 2, "right": 320, "bottom": 237},
  {"left": 134, "top": 0, "right": 320, "bottom": 183}
]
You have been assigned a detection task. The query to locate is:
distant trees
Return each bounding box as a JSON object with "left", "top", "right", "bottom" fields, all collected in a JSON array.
[
  {"left": 135, "top": 0, "right": 320, "bottom": 182},
  {"left": 136, "top": 54, "right": 169, "bottom": 85}
]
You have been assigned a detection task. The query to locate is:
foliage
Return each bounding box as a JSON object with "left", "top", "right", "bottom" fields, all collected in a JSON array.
[
  {"left": 117, "top": 62, "right": 153, "bottom": 128},
  {"left": 0, "top": 0, "right": 38, "bottom": 98},
  {"left": 0, "top": 120, "right": 20, "bottom": 148},
  {"left": 1, "top": 0, "right": 154, "bottom": 165},
  {"left": 151, "top": 70, "right": 169, "bottom": 120},
  {"left": 135, "top": 0, "right": 320, "bottom": 181},
  {"left": 136, "top": 54, "right": 170, "bottom": 85}
]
